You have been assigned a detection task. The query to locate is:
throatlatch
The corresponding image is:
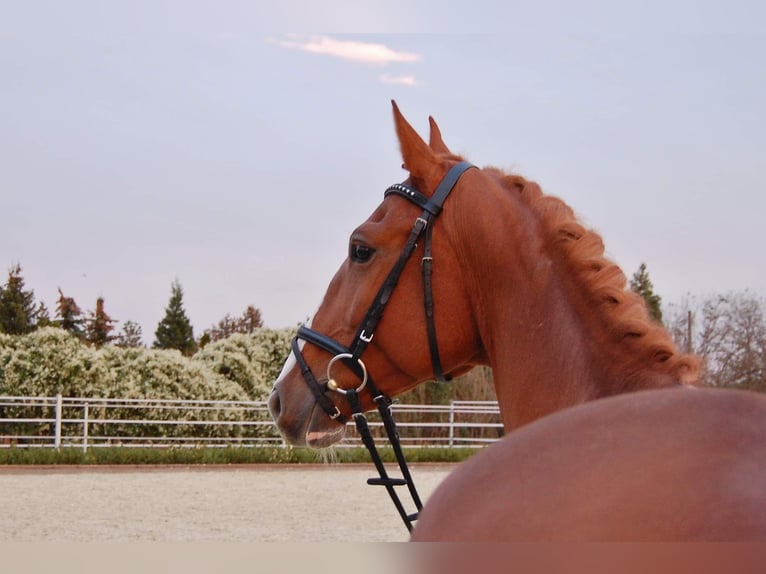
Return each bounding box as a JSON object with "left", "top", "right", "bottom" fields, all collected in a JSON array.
[{"left": 290, "top": 161, "right": 475, "bottom": 532}]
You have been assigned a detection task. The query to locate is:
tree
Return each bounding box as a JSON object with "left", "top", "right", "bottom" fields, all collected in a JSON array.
[
  {"left": 203, "top": 304, "right": 264, "bottom": 343},
  {"left": 197, "top": 331, "right": 211, "bottom": 349},
  {"left": 115, "top": 320, "right": 144, "bottom": 348},
  {"left": 55, "top": 288, "right": 84, "bottom": 338},
  {"left": 84, "top": 297, "right": 117, "bottom": 348},
  {"left": 153, "top": 280, "right": 196, "bottom": 356},
  {"left": 666, "top": 291, "right": 766, "bottom": 392},
  {"left": 630, "top": 262, "right": 663, "bottom": 323},
  {"left": 0, "top": 264, "right": 37, "bottom": 335},
  {"left": 35, "top": 301, "right": 53, "bottom": 328},
  {"left": 240, "top": 305, "right": 263, "bottom": 333},
  {"left": 697, "top": 293, "right": 765, "bottom": 390}
]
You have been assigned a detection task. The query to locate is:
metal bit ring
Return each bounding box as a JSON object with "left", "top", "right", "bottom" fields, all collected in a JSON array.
[{"left": 326, "top": 353, "right": 368, "bottom": 395}]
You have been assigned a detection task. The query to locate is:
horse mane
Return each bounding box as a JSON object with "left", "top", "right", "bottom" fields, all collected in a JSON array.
[{"left": 488, "top": 168, "right": 700, "bottom": 385}]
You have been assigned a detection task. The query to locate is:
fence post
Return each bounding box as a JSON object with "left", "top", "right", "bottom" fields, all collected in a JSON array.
[
  {"left": 448, "top": 400, "right": 455, "bottom": 448},
  {"left": 82, "top": 401, "right": 89, "bottom": 453},
  {"left": 54, "top": 394, "right": 62, "bottom": 450}
]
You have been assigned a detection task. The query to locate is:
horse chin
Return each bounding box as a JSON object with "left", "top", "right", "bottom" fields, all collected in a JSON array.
[
  {"left": 306, "top": 427, "right": 346, "bottom": 448},
  {"left": 305, "top": 408, "right": 347, "bottom": 448}
]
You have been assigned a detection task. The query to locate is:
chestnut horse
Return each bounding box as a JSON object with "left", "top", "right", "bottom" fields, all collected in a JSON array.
[{"left": 269, "top": 102, "right": 766, "bottom": 540}]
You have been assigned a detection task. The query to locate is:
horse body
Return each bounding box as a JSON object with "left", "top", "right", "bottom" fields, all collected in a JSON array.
[
  {"left": 269, "top": 102, "right": 766, "bottom": 540},
  {"left": 412, "top": 388, "right": 766, "bottom": 541}
]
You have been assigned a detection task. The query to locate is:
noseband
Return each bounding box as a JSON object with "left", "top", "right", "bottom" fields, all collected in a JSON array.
[{"left": 289, "top": 161, "right": 475, "bottom": 531}]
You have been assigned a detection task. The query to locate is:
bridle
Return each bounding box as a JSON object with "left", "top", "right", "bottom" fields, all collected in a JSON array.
[{"left": 289, "top": 161, "right": 475, "bottom": 532}]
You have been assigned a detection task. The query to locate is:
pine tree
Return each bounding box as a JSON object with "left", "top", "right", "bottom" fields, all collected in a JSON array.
[
  {"left": 153, "top": 279, "right": 196, "bottom": 355},
  {"left": 56, "top": 287, "right": 84, "bottom": 337},
  {"left": 0, "top": 264, "right": 37, "bottom": 335},
  {"left": 115, "top": 320, "right": 144, "bottom": 348},
  {"left": 34, "top": 301, "right": 53, "bottom": 328},
  {"left": 197, "top": 330, "right": 212, "bottom": 349},
  {"left": 630, "top": 262, "right": 663, "bottom": 323},
  {"left": 84, "top": 296, "right": 117, "bottom": 348}
]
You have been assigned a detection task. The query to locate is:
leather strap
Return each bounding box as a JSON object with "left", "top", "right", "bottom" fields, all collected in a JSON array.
[
  {"left": 291, "top": 337, "right": 347, "bottom": 423},
  {"left": 421, "top": 220, "right": 447, "bottom": 381},
  {"left": 383, "top": 161, "right": 474, "bottom": 382}
]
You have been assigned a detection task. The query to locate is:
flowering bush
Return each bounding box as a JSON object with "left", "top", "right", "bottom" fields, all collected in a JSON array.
[
  {"left": 0, "top": 328, "right": 103, "bottom": 397},
  {"left": 0, "top": 326, "right": 296, "bottom": 441},
  {"left": 193, "top": 327, "right": 296, "bottom": 400}
]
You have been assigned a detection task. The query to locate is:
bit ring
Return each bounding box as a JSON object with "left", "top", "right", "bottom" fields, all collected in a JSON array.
[{"left": 326, "top": 353, "right": 368, "bottom": 395}]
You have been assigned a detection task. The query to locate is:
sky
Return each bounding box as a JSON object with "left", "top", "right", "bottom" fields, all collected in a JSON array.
[{"left": 2, "top": 2, "right": 765, "bottom": 343}]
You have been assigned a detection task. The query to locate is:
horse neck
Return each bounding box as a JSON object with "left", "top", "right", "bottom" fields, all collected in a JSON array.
[{"left": 449, "top": 175, "right": 688, "bottom": 431}]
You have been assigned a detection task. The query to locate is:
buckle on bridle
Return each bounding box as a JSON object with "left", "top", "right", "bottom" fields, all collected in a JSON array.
[{"left": 359, "top": 329, "right": 374, "bottom": 343}]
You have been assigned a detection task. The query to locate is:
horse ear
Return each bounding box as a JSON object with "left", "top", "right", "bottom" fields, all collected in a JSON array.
[
  {"left": 391, "top": 100, "right": 440, "bottom": 187},
  {"left": 428, "top": 116, "right": 451, "bottom": 155}
]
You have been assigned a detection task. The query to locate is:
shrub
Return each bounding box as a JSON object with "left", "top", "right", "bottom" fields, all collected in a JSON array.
[
  {"left": 0, "top": 327, "right": 296, "bottom": 442},
  {"left": 0, "top": 327, "right": 103, "bottom": 397},
  {"left": 193, "top": 327, "right": 296, "bottom": 400}
]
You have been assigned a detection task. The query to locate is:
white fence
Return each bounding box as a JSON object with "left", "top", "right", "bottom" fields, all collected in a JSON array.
[{"left": 0, "top": 395, "right": 503, "bottom": 450}]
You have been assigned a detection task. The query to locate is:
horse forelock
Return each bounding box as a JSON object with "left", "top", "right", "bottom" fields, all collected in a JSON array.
[{"left": 488, "top": 169, "right": 700, "bottom": 385}]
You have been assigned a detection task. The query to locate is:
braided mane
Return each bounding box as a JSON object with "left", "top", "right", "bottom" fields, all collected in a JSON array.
[{"left": 493, "top": 169, "right": 700, "bottom": 385}]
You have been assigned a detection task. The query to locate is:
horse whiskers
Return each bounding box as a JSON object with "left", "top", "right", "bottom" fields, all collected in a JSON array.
[{"left": 313, "top": 446, "right": 339, "bottom": 465}]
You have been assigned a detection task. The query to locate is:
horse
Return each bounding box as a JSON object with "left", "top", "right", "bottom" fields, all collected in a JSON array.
[{"left": 268, "top": 101, "right": 766, "bottom": 541}]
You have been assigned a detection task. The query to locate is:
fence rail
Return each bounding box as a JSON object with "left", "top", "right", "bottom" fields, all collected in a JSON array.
[{"left": 0, "top": 395, "right": 503, "bottom": 450}]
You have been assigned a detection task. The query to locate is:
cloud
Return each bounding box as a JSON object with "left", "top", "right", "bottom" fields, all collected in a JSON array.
[
  {"left": 379, "top": 74, "right": 418, "bottom": 86},
  {"left": 279, "top": 35, "right": 421, "bottom": 66}
]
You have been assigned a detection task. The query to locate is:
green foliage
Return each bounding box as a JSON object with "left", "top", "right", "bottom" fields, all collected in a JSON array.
[
  {"left": 630, "top": 262, "right": 663, "bottom": 323},
  {"left": 0, "top": 445, "right": 481, "bottom": 465},
  {"left": 84, "top": 297, "right": 117, "bottom": 348},
  {"left": 55, "top": 288, "right": 84, "bottom": 338},
  {"left": 115, "top": 320, "right": 144, "bottom": 348},
  {"left": 34, "top": 301, "right": 53, "bottom": 328},
  {"left": 0, "top": 264, "right": 36, "bottom": 335},
  {"left": 193, "top": 328, "right": 296, "bottom": 399},
  {"left": 0, "top": 326, "right": 293, "bottom": 401},
  {"left": 0, "top": 327, "right": 297, "bottom": 442},
  {"left": 202, "top": 304, "right": 265, "bottom": 345},
  {"left": 251, "top": 327, "right": 297, "bottom": 389},
  {"left": 0, "top": 327, "right": 103, "bottom": 397},
  {"left": 153, "top": 279, "right": 196, "bottom": 356},
  {"left": 95, "top": 344, "right": 247, "bottom": 402}
]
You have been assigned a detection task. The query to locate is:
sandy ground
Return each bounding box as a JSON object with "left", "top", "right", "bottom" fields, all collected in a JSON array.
[{"left": 0, "top": 464, "right": 453, "bottom": 542}]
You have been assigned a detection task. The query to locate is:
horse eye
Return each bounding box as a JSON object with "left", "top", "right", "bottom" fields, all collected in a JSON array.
[{"left": 349, "top": 243, "right": 375, "bottom": 263}]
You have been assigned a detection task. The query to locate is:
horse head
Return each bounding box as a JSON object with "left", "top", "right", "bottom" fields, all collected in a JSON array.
[{"left": 268, "top": 102, "right": 484, "bottom": 447}]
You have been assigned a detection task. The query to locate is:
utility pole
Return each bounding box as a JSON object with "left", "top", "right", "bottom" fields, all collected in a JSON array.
[{"left": 686, "top": 310, "right": 693, "bottom": 353}]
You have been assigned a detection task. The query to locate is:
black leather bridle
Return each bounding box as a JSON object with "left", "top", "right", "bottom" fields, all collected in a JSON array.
[{"left": 289, "top": 161, "right": 475, "bottom": 531}]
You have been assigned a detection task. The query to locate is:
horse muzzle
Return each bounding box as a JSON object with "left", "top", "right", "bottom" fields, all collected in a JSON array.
[{"left": 269, "top": 377, "right": 348, "bottom": 448}]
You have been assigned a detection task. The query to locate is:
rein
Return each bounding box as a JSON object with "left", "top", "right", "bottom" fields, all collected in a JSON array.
[{"left": 290, "top": 161, "right": 475, "bottom": 532}]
